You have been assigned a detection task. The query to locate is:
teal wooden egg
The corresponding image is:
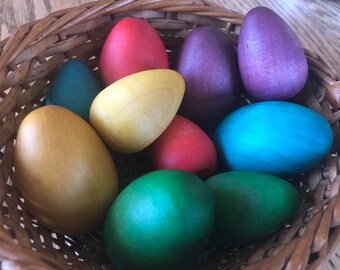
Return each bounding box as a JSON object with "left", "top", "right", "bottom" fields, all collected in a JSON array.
[
  {"left": 103, "top": 170, "right": 214, "bottom": 270},
  {"left": 44, "top": 95, "right": 52, "bottom": 105},
  {"left": 215, "top": 101, "right": 333, "bottom": 177},
  {"left": 206, "top": 171, "right": 300, "bottom": 246},
  {"left": 46, "top": 60, "right": 101, "bottom": 121}
]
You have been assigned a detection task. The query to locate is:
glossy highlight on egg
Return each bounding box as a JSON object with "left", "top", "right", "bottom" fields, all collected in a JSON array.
[
  {"left": 215, "top": 101, "right": 333, "bottom": 177},
  {"left": 90, "top": 69, "right": 185, "bottom": 153},
  {"left": 14, "top": 106, "right": 119, "bottom": 235}
]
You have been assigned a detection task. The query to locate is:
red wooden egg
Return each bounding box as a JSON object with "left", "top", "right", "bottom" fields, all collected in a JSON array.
[
  {"left": 99, "top": 18, "right": 169, "bottom": 85},
  {"left": 150, "top": 115, "right": 217, "bottom": 179}
]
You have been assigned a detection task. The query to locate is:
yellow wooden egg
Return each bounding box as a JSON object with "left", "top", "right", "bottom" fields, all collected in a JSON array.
[
  {"left": 14, "top": 106, "right": 119, "bottom": 235},
  {"left": 90, "top": 69, "right": 185, "bottom": 153}
]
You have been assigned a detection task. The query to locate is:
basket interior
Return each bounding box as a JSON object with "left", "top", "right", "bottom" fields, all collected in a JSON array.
[{"left": 0, "top": 1, "right": 339, "bottom": 269}]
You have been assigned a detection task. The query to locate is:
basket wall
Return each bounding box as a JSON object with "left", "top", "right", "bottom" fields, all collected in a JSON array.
[{"left": 0, "top": 0, "right": 339, "bottom": 269}]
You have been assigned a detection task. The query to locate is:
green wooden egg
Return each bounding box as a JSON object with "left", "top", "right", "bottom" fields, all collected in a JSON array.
[
  {"left": 103, "top": 170, "right": 214, "bottom": 270},
  {"left": 206, "top": 171, "right": 300, "bottom": 247}
]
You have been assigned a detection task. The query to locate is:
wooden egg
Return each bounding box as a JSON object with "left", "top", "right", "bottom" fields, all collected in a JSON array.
[
  {"left": 99, "top": 17, "right": 169, "bottom": 85},
  {"left": 90, "top": 69, "right": 185, "bottom": 153},
  {"left": 207, "top": 171, "right": 300, "bottom": 246},
  {"left": 45, "top": 60, "right": 101, "bottom": 122},
  {"left": 238, "top": 7, "right": 308, "bottom": 100},
  {"left": 150, "top": 115, "right": 217, "bottom": 179},
  {"left": 14, "top": 106, "right": 119, "bottom": 235},
  {"left": 215, "top": 101, "right": 333, "bottom": 177}
]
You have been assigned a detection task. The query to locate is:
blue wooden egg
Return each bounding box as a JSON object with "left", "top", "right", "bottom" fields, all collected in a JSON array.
[
  {"left": 46, "top": 60, "right": 101, "bottom": 122},
  {"left": 215, "top": 101, "right": 333, "bottom": 177}
]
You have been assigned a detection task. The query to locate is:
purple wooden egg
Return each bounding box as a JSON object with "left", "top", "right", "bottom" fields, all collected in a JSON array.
[
  {"left": 238, "top": 7, "right": 308, "bottom": 100},
  {"left": 176, "top": 26, "right": 243, "bottom": 132}
]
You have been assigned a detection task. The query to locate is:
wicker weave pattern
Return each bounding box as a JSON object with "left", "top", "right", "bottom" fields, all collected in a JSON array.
[{"left": 0, "top": 0, "right": 339, "bottom": 269}]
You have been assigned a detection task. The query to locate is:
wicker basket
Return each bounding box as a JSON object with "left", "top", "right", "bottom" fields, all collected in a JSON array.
[{"left": 0, "top": 0, "right": 339, "bottom": 269}]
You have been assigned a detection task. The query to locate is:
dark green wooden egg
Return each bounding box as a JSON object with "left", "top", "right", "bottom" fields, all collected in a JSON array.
[{"left": 206, "top": 171, "right": 300, "bottom": 247}]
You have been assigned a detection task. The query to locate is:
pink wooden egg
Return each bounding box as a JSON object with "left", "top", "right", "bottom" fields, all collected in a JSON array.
[
  {"left": 150, "top": 115, "right": 217, "bottom": 179},
  {"left": 99, "top": 18, "right": 169, "bottom": 85}
]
